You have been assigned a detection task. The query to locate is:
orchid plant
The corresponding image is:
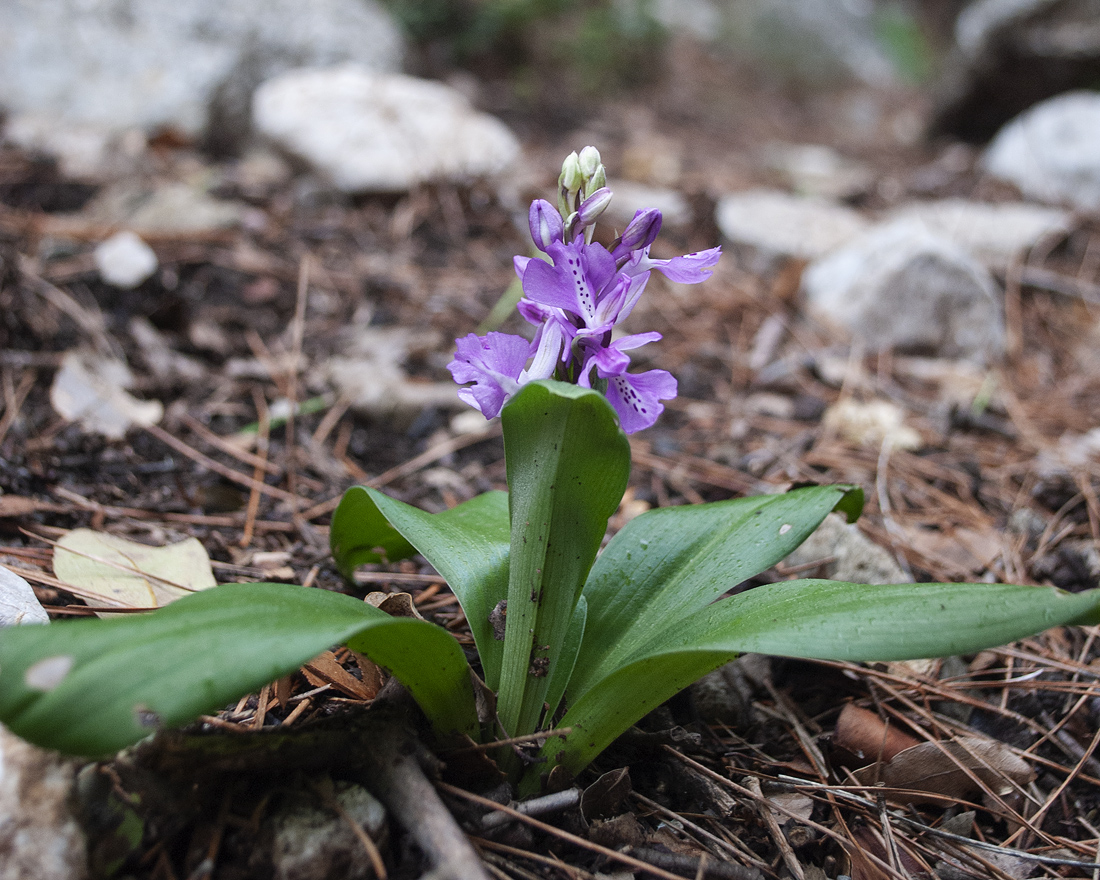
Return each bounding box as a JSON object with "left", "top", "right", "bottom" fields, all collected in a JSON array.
[{"left": 1, "top": 149, "right": 1098, "bottom": 796}]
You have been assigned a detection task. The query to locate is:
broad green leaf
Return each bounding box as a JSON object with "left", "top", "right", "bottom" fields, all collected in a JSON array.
[
  {"left": 0, "top": 582, "right": 478, "bottom": 756},
  {"left": 53, "top": 529, "right": 216, "bottom": 615},
  {"left": 363, "top": 489, "right": 511, "bottom": 689},
  {"left": 497, "top": 380, "right": 630, "bottom": 738},
  {"left": 537, "top": 579, "right": 1100, "bottom": 782},
  {"left": 568, "top": 485, "right": 862, "bottom": 701},
  {"left": 331, "top": 486, "right": 417, "bottom": 576}
]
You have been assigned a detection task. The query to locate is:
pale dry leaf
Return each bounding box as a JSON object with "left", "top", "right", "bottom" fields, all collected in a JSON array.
[
  {"left": 50, "top": 350, "right": 163, "bottom": 439},
  {"left": 53, "top": 529, "right": 216, "bottom": 616},
  {"left": 854, "top": 736, "right": 1034, "bottom": 805}
]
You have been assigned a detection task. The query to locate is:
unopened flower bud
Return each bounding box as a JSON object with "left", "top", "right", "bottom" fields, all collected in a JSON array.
[
  {"left": 587, "top": 165, "right": 607, "bottom": 196},
  {"left": 528, "top": 199, "right": 564, "bottom": 252},
  {"left": 575, "top": 187, "right": 612, "bottom": 229},
  {"left": 578, "top": 146, "right": 602, "bottom": 180},
  {"left": 559, "top": 152, "right": 583, "bottom": 195},
  {"left": 619, "top": 208, "right": 662, "bottom": 252}
]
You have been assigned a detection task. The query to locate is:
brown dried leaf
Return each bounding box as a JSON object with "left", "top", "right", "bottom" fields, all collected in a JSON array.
[
  {"left": 302, "top": 650, "right": 377, "bottom": 701},
  {"left": 365, "top": 591, "right": 424, "bottom": 619},
  {"left": 834, "top": 703, "right": 921, "bottom": 765},
  {"left": 854, "top": 736, "right": 1034, "bottom": 805}
]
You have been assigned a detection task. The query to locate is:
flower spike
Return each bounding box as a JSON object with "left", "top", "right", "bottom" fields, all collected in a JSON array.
[{"left": 451, "top": 150, "right": 720, "bottom": 433}]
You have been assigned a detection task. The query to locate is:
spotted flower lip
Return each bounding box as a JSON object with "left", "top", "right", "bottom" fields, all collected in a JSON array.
[{"left": 449, "top": 153, "right": 720, "bottom": 433}]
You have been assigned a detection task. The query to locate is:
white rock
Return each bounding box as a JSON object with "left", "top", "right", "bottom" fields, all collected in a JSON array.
[
  {"left": 650, "top": 0, "right": 897, "bottom": 85},
  {"left": 983, "top": 91, "right": 1100, "bottom": 212},
  {"left": 3, "top": 114, "right": 147, "bottom": 181},
  {"left": 785, "top": 513, "right": 910, "bottom": 585},
  {"left": 0, "top": 0, "right": 402, "bottom": 151},
  {"left": 254, "top": 66, "right": 521, "bottom": 193},
  {"left": 888, "top": 199, "right": 1072, "bottom": 271},
  {"left": 0, "top": 726, "right": 88, "bottom": 880},
  {"left": 765, "top": 142, "right": 875, "bottom": 200},
  {"left": 0, "top": 565, "right": 48, "bottom": 627},
  {"left": 822, "top": 398, "right": 922, "bottom": 452},
  {"left": 716, "top": 189, "right": 869, "bottom": 261},
  {"left": 606, "top": 181, "right": 690, "bottom": 229},
  {"left": 0, "top": 606, "right": 88, "bottom": 880},
  {"left": 801, "top": 219, "right": 1005, "bottom": 362},
  {"left": 94, "top": 231, "right": 158, "bottom": 289}
]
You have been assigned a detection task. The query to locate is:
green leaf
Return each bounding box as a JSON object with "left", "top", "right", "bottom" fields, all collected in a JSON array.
[
  {"left": 568, "top": 485, "right": 862, "bottom": 702},
  {"left": 497, "top": 380, "right": 631, "bottom": 738},
  {"left": 677, "top": 578, "right": 1100, "bottom": 660},
  {"left": 0, "top": 582, "right": 478, "bottom": 757},
  {"left": 363, "top": 488, "right": 511, "bottom": 689},
  {"left": 544, "top": 595, "right": 586, "bottom": 723},
  {"left": 539, "top": 579, "right": 1100, "bottom": 781},
  {"left": 331, "top": 486, "right": 417, "bottom": 576}
]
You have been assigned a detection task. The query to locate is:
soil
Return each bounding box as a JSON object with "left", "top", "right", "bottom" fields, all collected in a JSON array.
[{"left": 3, "top": 37, "right": 1100, "bottom": 880}]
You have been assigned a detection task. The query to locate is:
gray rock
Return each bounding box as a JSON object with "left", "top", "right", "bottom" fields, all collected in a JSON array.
[
  {"left": 261, "top": 782, "right": 386, "bottom": 880},
  {"left": 0, "top": 0, "right": 402, "bottom": 154},
  {"left": 0, "top": 601, "right": 87, "bottom": 880},
  {"left": 0, "top": 565, "right": 47, "bottom": 627},
  {"left": 765, "top": 142, "right": 875, "bottom": 201},
  {"left": 785, "top": 513, "right": 910, "bottom": 585},
  {"left": 801, "top": 219, "right": 1006, "bottom": 362},
  {"left": 982, "top": 91, "right": 1100, "bottom": 211},
  {"left": 650, "top": 0, "right": 898, "bottom": 85},
  {"left": 887, "top": 198, "right": 1073, "bottom": 271},
  {"left": 253, "top": 66, "right": 522, "bottom": 193},
  {"left": 3, "top": 115, "right": 147, "bottom": 181},
  {"left": 930, "top": 0, "right": 1100, "bottom": 142},
  {"left": 0, "top": 727, "right": 88, "bottom": 880},
  {"left": 716, "top": 189, "right": 870, "bottom": 262}
]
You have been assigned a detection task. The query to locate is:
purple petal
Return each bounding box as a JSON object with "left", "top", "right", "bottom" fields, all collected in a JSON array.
[
  {"left": 590, "top": 344, "right": 632, "bottom": 378},
  {"left": 623, "top": 246, "right": 722, "bottom": 284},
  {"left": 522, "top": 240, "right": 618, "bottom": 327},
  {"left": 606, "top": 369, "right": 678, "bottom": 433},
  {"left": 610, "top": 331, "right": 662, "bottom": 352},
  {"left": 448, "top": 332, "right": 532, "bottom": 418},
  {"left": 612, "top": 208, "right": 662, "bottom": 260},
  {"left": 528, "top": 199, "right": 563, "bottom": 252}
]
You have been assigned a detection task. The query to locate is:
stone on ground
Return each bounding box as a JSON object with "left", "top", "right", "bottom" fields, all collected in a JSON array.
[
  {"left": 94, "top": 231, "right": 159, "bottom": 290},
  {"left": 801, "top": 219, "right": 1005, "bottom": 362},
  {"left": 982, "top": 91, "right": 1100, "bottom": 212},
  {"left": 716, "top": 189, "right": 869, "bottom": 262},
  {"left": 0, "top": 0, "right": 402, "bottom": 155},
  {"left": 253, "top": 66, "right": 522, "bottom": 193},
  {"left": 887, "top": 198, "right": 1073, "bottom": 271}
]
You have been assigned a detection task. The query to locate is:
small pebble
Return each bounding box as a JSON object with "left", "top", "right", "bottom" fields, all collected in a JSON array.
[{"left": 93, "top": 230, "right": 158, "bottom": 289}]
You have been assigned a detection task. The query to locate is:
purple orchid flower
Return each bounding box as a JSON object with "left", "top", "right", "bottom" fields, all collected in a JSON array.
[{"left": 449, "top": 158, "right": 720, "bottom": 433}]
